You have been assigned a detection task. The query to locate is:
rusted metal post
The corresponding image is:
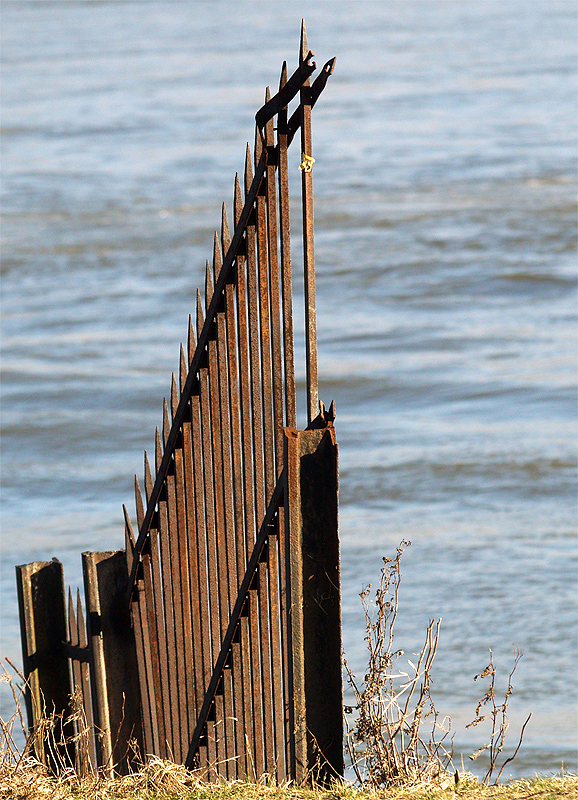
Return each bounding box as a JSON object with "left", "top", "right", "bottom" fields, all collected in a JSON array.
[
  {"left": 299, "top": 21, "right": 319, "bottom": 426},
  {"left": 285, "top": 416, "right": 343, "bottom": 785},
  {"left": 82, "top": 551, "right": 143, "bottom": 773},
  {"left": 15, "top": 559, "right": 74, "bottom": 770}
]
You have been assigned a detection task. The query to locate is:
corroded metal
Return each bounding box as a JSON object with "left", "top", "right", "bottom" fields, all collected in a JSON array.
[
  {"left": 17, "top": 25, "right": 339, "bottom": 786},
  {"left": 125, "top": 26, "right": 338, "bottom": 782}
]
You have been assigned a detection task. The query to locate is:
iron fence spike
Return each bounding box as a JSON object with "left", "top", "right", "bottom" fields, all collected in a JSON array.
[
  {"left": 234, "top": 174, "right": 242, "bottom": 224},
  {"left": 196, "top": 289, "right": 204, "bottom": 336},
  {"left": 221, "top": 203, "right": 231, "bottom": 254},
  {"left": 68, "top": 588, "right": 75, "bottom": 640},
  {"left": 134, "top": 475, "right": 145, "bottom": 528},
  {"left": 179, "top": 345, "right": 187, "bottom": 392},
  {"left": 154, "top": 428, "right": 161, "bottom": 472},
  {"left": 205, "top": 260, "right": 214, "bottom": 307},
  {"left": 244, "top": 144, "right": 253, "bottom": 195},
  {"left": 300, "top": 20, "right": 309, "bottom": 65},
  {"left": 188, "top": 314, "right": 196, "bottom": 364},
  {"left": 171, "top": 373, "right": 178, "bottom": 418},
  {"left": 254, "top": 124, "right": 262, "bottom": 163},
  {"left": 144, "top": 451, "right": 153, "bottom": 499},
  {"left": 213, "top": 232, "right": 222, "bottom": 281},
  {"left": 76, "top": 589, "right": 87, "bottom": 647}
]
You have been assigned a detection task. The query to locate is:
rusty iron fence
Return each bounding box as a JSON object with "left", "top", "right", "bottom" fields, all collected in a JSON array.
[{"left": 16, "top": 24, "right": 342, "bottom": 785}]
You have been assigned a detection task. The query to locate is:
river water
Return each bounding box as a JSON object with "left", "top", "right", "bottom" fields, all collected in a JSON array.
[{"left": 1, "top": 0, "right": 576, "bottom": 779}]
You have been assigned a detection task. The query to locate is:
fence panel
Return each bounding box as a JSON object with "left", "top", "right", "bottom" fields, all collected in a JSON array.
[{"left": 17, "top": 23, "right": 342, "bottom": 785}]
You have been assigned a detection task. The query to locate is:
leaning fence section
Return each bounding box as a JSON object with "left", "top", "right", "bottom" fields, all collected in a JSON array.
[{"left": 16, "top": 24, "right": 342, "bottom": 786}]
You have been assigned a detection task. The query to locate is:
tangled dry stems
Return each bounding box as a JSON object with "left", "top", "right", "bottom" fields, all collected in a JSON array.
[
  {"left": 343, "top": 541, "right": 452, "bottom": 789},
  {"left": 343, "top": 541, "right": 534, "bottom": 790}
]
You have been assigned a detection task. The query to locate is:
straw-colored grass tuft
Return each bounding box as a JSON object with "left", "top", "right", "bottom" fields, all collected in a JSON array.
[{"left": 0, "top": 758, "right": 577, "bottom": 800}]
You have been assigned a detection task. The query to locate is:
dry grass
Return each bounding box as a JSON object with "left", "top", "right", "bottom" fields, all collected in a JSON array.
[{"left": 0, "top": 758, "right": 576, "bottom": 800}]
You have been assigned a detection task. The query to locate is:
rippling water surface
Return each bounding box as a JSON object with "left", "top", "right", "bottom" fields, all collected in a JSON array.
[{"left": 1, "top": 0, "right": 576, "bottom": 778}]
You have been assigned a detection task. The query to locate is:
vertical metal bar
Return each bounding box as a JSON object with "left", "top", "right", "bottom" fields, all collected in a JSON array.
[
  {"left": 205, "top": 260, "right": 235, "bottom": 779},
  {"left": 277, "top": 63, "right": 296, "bottom": 430},
  {"left": 299, "top": 21, "right": 319, "bottom": 425},
  {"left": 196, "top": 289, "right": 224, "bottom": 777},
  {"left": 153, "top": 435, "right": 180, "bottom": 760},
  {"left": 179, "top": 346, "right": 203, "bottom": 730},
  {"left": 276, "top": 501, "right": 291, "bottom": 776},
  {"left": 254, "top": 127, "right": 277, "bottom": 775},
  {"left": 136, "top": 474, "right": 166, "bottom": 757},
  {"left": 284, "top": 430, "right": 306, "bottom": 782},
  {"left": 76, "top": 589, "right": 98, "bottom": 772},
  {"left": 244, "top": 148, "right": 266, "bottom": 777},
  {"left": 187, "top": 319, "right": 212, "bottom": 774},
  {"left": 67, "top": 590, "right": 85, "bottom": 773},
  {"left": 129, "top": 586, "right": 155, "bottom": 757},
  {"left": 161, "top": 403, "right": 186, "bottom": 764},
  {"left": 255, "top": 131, "right": 275, "bottom": 500},
  {"left": 234, "top": 174, "right": 256, "bottom": 567},
  {"left": 221, "top": 207, "right": 249, "bottom": 775},
  {"left": 170, "top": 376, "right": 195, "bottom": 753},
  {"left": 124, "top": 510, "right": 154, "bottom": 760},
  {"left": 245, "top": 146, "right": 266, "bottom": 526},
  {"left": 266, "top": 513, "right": 285, "bottom": 780},
  {"left": 233, "top": 178, "right": 260, "bottom": 776},
  {"left": 213, "top": 238, "right": 240, "bottom": 778},
  {"left": 264, "top": 88, "right": 285, "bottom": 473}
]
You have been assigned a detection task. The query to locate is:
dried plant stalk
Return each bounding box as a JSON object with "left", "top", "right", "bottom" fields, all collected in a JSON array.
[
  {"left": 343, "top": 541, "right": 452, "bottom": 788},
  {"left": 467, "top": 648, "right": 532, "bottom": 784}
]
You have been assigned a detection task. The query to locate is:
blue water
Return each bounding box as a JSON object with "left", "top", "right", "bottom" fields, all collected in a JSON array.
[{"left": 1, "top": 0, "right": 576, "bottom": 779}]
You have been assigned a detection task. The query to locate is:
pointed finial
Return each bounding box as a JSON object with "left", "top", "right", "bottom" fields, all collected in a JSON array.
[
  {"left": 123, "top": 504, "right": 135, "bottom": 570},
  {"left": 205, "top": 259, "right": 214, "bottom": 305},
  {"left": 254, "top": 124, "right": 262, "bottom": 162},
  {"left": 244, "top": 143, "right": 253, "bottom": 195},
  {"left": 188, "top": 315, "right": 196, "bottom": 364},
  {"left": 144, "top": 451, "right": 153, "bottom": 498},
  {"left": 171, "top": 373, "right": 178, "bottom": 418},
  {"left": 300, "top": 20, "right": 308, "bottom": 65},
  {"left": 213, "top": 231, "right": 222, "bottom": 281},
  {"left": 134, "top": 475, "right": 145, "bottom": 527},
  {"left": 234, "top": 174, "right": 242, "bottom": 224},
  {"left": 221, "top": 202, "right": 231, "bottom": 255},
  {"left": 179, "top": 344, "right": 187, "bottom": 392},
  {"left": 77, "top": 590, "right": 87, "bottom": 646},
  {"left": 123, "top": 504, "right": 135, "bottom": 542},
  {"left": 280, "top": 60, "right": 288, "bottom": 90},
  {"left": 196, "top": 288, "right": 204, "bottom": 334},
  {"left": 162, "top": 398, "right": 170, "bottom": 445},
  {"left": 155, "top": 426, "right": 163, "bottom": 471},
  {"left": 68, "top": 588, "right": 75, "bottom": 638}
]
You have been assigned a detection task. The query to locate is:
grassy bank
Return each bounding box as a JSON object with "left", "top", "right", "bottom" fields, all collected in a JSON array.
[{"left": 1, "top": 759, "right": 576, "bottom": 800}]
